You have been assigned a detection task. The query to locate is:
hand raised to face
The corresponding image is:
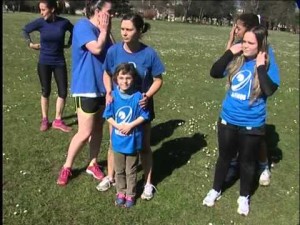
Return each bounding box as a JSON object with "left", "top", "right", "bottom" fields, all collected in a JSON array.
[
  {"left": 229, "top": 43, "right": 242, "bottom": 55},
  {"left": 97, "top": 11, "right": 111, "bottom": 33},
  {"left": 256, "top": 51, "right": 267, "bottom": 67}
]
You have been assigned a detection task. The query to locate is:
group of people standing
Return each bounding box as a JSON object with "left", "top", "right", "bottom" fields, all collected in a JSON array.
[{"left": 23, "top": 0, "right": 280, "bottom": 213}]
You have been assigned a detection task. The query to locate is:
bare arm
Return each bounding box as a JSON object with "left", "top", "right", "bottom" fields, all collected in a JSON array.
[
  {"left": 139, "top": 75, "right": 163, "bottom": 108},
  {"left": 85, "top": 12, "right": 110, "bottom": 55},
  {"left": 103, "top": 71, "right": 113, "bottom": 104}
]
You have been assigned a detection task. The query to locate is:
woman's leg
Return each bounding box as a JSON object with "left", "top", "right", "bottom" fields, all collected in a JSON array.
[
  {"left": 140, "top": 122, "right": 152, "bottom": 185},
  {"left": 238, "top": 133, "right": 261, "bottom": 196},
  {"left": 88, "top": 107, "right": 105, "bottom": 166},
  {"left": 212, "top": 123, "right": 238, "bottom": 192},
  {"left": 53, "top": 65, "right": 68, "bottom": 120},
  {"left": 63, "top": 109, "right": 95, "bottom": 168},
  {"left": 37, "top": 64, "right": 52, "bottom": 130}
]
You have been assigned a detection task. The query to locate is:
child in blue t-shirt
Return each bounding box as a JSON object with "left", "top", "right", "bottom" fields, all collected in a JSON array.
[{"left": 103, "top": 63, "right": 150, "bottom": 208}]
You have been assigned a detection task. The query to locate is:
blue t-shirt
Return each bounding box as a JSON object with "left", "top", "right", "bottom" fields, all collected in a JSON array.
[
  {"left": 23, "top": 17, "right": 73, "bottom": 65},
  {"left": 71, "top": 18, "right": 113, "bottom": 97},
  {"left": 103, "top": 42, "right": 165, "bottom": 92},
  {"left": 103, "top": 88, "right": 150, "bottom": 154},
  {"left": 221, "top": 53, "right": 280, "bottom": 127}
]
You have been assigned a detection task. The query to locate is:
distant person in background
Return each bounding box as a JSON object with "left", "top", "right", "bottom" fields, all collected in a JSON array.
[
  {"left": 56, "top": 0, "right": 114, "bottom": 186},
  {"left": 225, "top": 13, "right": 280, "bottom": 186},
  {"left": 22, "top": 0, "right": 73, "bottom": 132},
  {"left": 203, "top": 25, "right": 280, "bottom": 216},
  {"left": 103, "top": 63, "right": 150, "bottom": 208}
]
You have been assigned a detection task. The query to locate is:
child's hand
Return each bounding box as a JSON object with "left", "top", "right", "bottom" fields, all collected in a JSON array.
[{"left": 118, "top": 123, "right": 133, "bottom": 135}]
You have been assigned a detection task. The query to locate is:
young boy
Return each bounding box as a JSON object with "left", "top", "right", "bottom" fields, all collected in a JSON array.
[{"left": 103, "top": 63, "right": 150, "bottom": 208}]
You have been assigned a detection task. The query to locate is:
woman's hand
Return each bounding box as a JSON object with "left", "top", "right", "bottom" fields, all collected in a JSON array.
[
  {"left": 139, "top": 93, "right": 149, "bottom": 109},
  {"left": 98, "top": 12, "right": 110, "bottom": 33},
  {"left": 105, "top": 92, "right": 113, "bottom": 105},
  {"left": 229, "top": 43, "right": 242, "bottom": 55},
  {"left": 256, "top": 51, "right": 267, "bottom": 67},
  {"left": 29, "top": 43, "right": 40, "bottom": 50}
]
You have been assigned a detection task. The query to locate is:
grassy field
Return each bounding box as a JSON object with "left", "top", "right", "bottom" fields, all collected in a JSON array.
[{"left": 3, "top": 12, "right": 299, "bottom": 225}]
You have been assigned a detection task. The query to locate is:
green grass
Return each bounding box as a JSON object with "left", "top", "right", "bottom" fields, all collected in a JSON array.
[{"left": 3, "top": 12, "right": 299, "bottom": 225}]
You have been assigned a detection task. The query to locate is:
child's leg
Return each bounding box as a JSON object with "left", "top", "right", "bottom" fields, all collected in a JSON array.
[
  {"left": 114, "top": 152, "right": 126, "bottom": 195},
  {"left": 125, "top": 153, "right": 139, "bottom": 198}
]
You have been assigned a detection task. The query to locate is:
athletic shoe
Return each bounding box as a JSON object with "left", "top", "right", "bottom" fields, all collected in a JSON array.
[
  {"left": 57, "top": 167, "right": 72, "bottom": 186},
  {"left": 124, "top": 196, "right": 135, "bottom": 208},
  {"left": 86, "top": 163, "right": 105, "bottom": 181},
  {"left": 52, "top": 119, "right": 72, "bottom": 132},
  {"left": 96, "top": 176, "right": 115, "bottom": 192},
  {"left": 115, "top": 193, "right": 126, "bottom": 206},
  {"left": 237, "top": 196, "right": 250, "bottom": 216},
  {"left": 141, "top": 184, "right": 157, "bottom": 200},
  {"left": 202, "top": 189, "right": 222, "bottom": 207},
  {"left": 259, "top": 168, "right": 271, "bottom": 186},
  {"left": 40, "top": 118, "right": 49, "bottom": 131}
]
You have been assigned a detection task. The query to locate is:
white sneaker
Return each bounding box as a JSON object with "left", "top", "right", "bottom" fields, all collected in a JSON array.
[
  {"left": 259, "top": 168, "right": 271, "bottom": 186},
  {"left": 237, "top": 196, "right": 250, "bottom": 216},
  {"left": 141, "top": 184, "right": 157, "bottom": 200},
  {"left": 96, "top": 176, "right": 115, "bottom": 192},
  {"left": 202, "top": 189, "right": 221, "bottom": 207}
]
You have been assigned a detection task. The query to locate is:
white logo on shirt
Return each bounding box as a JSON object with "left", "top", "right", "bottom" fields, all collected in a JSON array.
[
  {"left": 115, "top": 106, "right": 133, "bottom": 136},
  {"left": 230, "top": 70, "right": 252, "bottom": 100}
]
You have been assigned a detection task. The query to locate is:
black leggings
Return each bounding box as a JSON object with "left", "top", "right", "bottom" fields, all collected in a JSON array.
[
  {"left": 37, "top": 63, "right": 68, "bottom": 98},
  {"left": 213, "top": 120, "right": 264, "bottom": 196}
]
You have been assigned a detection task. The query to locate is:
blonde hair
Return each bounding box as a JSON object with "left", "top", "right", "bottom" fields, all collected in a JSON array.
[{"left": 226, "top": 25, "right": 269, "bottom": 104}]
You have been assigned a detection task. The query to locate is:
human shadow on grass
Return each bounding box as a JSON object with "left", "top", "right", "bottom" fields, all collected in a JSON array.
[
  {"left": 150, "top": 119, "right": 186, "bottom": 146},
  {"left": 69, "top": 160, "right": 107, "bottom": 181},
  {"left": 136, "top": 132, "right": 207, "bottom": 198},
  {"left": 61, "top": 113, "right": 78, "bottom": 127},
  {"left": 221, "top": 123, "right": 282, "bottom": 195}
]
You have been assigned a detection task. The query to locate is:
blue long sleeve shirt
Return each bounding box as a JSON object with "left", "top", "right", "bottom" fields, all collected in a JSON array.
[{"left": 22, "top": 16, "right": 73, "bottom": 65}]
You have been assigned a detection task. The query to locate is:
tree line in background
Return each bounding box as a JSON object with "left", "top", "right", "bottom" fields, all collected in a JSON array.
[{"left": 3, "top": 0, "right": 299, "bottom": 32}]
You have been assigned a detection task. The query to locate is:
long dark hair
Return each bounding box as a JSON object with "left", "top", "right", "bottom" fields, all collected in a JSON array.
[
  {"left": 121, "top": 13, "right": 151, "bottom": 34},
  {"left": 85, "top": 0, "right": 112, "bottom": 19},
  {"left": 39, "top": 0, "right": 62, "bottom": 15}
]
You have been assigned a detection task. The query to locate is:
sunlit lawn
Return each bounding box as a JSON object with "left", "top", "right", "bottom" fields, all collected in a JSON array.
[{"left": 3, "top": 12, "right": 299, "bottom": 225}]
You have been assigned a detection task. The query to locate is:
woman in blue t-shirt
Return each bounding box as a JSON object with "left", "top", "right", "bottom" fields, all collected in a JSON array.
[
  {"left": 225, "top": 13, "right": 280, "bottom": 187},
  {"left": 202, "top": 25, "right": 280, "bottom": 216},
  {"left": 99, "top": 14, "right": 165, "bottom": 200},
  {"left": 22, "top": 0, "right": 73, "bottom": 132},
  {"left": 56, "top": 0, "right": 114, "bottom": 186}
]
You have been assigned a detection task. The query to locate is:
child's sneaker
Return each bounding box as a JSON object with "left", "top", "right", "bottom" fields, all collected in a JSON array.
[
  {"left": 259, "top": 168, "right": 271, "bottom": 186},
  {"left": 86, "top": 163, "right": 105, "bottom": 181},
  {"left": 115, "top": 193, "right": 126, "bottom": 206},
  {"left": 57, "top": 167, "right": 72, "bottom": 186},
  {"left": 124, "top": 196, "right": 135, "bottom": 208},
  {"left": 96, "top": 176, "right": 115, "bottom": 191},
  {"left": 52, "top": 119, "right": 72, "bottom": 132},
  {"left": 203, "top": 189, "right": 221, "bottom": 207},
  {"left": 40, "top": 118, "right": 49, "bottom": 131},
  {"left": 237, "top": 196, "right": 250, "bottom": 216},
  {"left": 141, "top": 184, "right": 157, "bottom": 200}
]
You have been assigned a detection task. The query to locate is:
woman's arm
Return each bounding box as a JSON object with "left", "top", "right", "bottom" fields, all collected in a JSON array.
[
  {"left": 85, "top": 12, "right": 110, "bottom": 55},
  {"left": 139, "top": 75, "right": 163, "bottom": 109}
]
